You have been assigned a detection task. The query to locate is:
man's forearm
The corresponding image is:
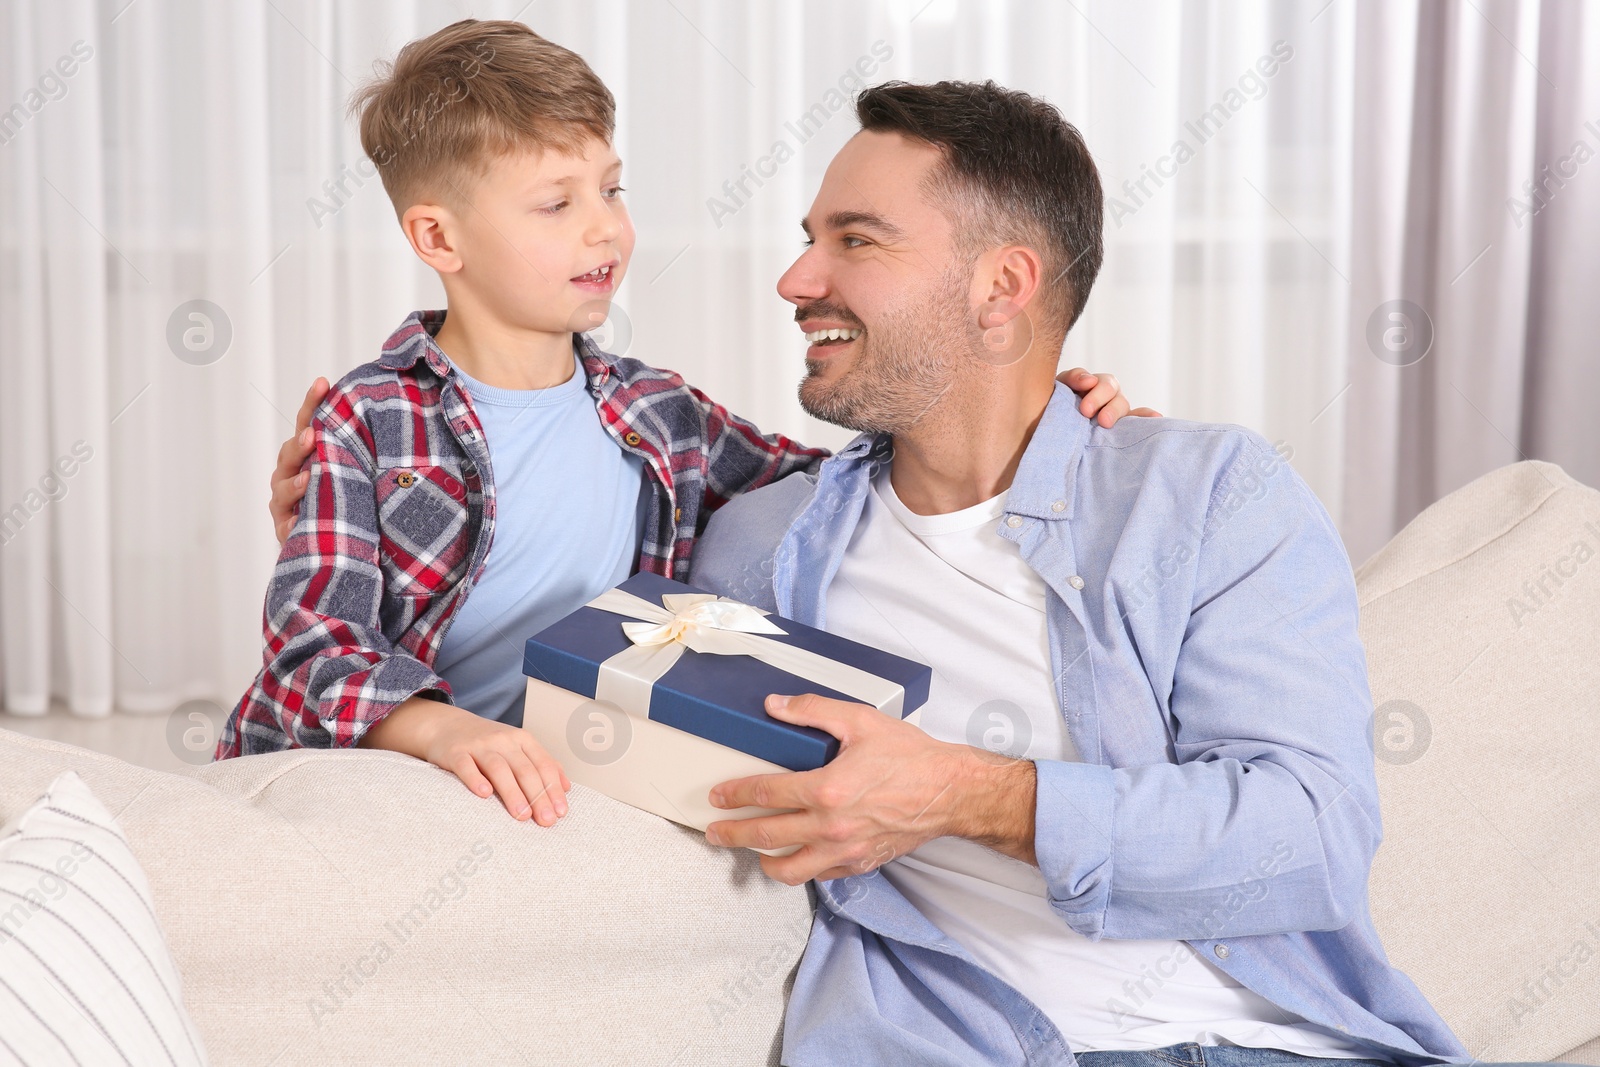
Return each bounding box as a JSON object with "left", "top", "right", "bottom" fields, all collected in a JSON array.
[{"left": 944, "top": 746, "right": 1039, "bottom": 866}]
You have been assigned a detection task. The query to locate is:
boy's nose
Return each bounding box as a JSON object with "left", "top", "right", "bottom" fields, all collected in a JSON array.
[{"left": 588, "top": 202, "right": 624, "bottom": 244}]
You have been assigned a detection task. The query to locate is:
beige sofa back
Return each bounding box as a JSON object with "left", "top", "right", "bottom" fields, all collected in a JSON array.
[
  {"left": 1359, "top": 461, "right": 1600, "bottom": 1064},
  {"left": 0, "top": 736, "right": 812, "bottom": 1066}
]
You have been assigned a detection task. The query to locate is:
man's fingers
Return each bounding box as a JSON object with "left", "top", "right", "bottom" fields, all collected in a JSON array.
[
  {"left": 705, "top": 811, "right": 815, "bottom": 855},
  {"left": 765, "top": 693, "right": 868, "bottom": 742},
  {"left": 752, "top": 844, "right": 832, "bottom": 889},
  {"left": 710, "top": 767, "right": 820, "bottom": 812},
  {"left": 475, "top": 753, "right": 533, "bottom": 821},
  {"left": 271, "top": 428, "right": 313, "bottom": 489},
  {"left": 270, "top": 470, "right": 308, "bottom": 509},
  {"left": 296, "top": 376, "right": 330, "bottom": 434},
  {"left": 755, "top": 843, "right": 874, "bottom": 887},
  {"left": 269, "top": 470, "right": 310, "bottom": 546}
]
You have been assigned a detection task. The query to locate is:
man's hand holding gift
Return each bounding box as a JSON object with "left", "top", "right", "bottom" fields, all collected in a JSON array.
[{"left": 704, "top": 693, "right": 1040, "bottom": 885}]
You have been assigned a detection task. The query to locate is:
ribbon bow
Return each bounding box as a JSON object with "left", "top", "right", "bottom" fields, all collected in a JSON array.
[
  {"left": 585, "top": 587, "right": 906, "bottom": 721},
  {"left": 619, "top": 592, "right": 787, "bottom": 648}
]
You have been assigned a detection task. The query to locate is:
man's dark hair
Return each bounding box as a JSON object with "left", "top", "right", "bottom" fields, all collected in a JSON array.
[{"left": 855, "top": 79, "right": 1103, "bottom": 334}]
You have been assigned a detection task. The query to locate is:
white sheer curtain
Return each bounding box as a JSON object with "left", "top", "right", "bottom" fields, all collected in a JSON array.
[{"left": 0, "top": 0, "right": 1591, "bottom": 718}]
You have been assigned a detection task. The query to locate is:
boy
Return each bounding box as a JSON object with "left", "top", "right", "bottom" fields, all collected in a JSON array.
[{"left": 220, "top": 19, "right": 1140, "bottom": 829}]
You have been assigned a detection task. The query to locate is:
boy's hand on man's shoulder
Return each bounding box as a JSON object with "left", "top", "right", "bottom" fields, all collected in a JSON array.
[
  {"left": 1057, "top": 367, "right": 1163, "bottom": 427},
  {"left": 358, "top": 695, "right": 572, "bottom": 826}
]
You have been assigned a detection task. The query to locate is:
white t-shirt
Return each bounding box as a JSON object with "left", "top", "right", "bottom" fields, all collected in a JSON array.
[{"left": 822, "top": 464, "right": 1373, "bottom": 1057}]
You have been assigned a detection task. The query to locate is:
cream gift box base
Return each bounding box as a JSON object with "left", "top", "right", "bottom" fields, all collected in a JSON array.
[{"left": 521, "top": 677, "right": 802, "bottom": 858}]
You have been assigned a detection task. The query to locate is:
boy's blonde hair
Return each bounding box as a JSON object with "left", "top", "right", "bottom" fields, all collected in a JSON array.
[{"left": 349, "top": 19, "right": 615, "bottom": 214}]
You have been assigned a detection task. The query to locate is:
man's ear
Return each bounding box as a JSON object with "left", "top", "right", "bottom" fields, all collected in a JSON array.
[
  {"left": 400, "top": 201, "right": 464, "bottom": 275},
  {"left": 971, "top": 244, "right": 1045, "bottom": 330},
  {"left": 970, "top": 245, "right": 1045, "bottom": 368}
]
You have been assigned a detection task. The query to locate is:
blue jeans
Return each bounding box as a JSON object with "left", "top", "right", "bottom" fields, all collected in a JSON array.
[{"left": 1073, "top": 1044, "right": 1577, "bottom": 1067}]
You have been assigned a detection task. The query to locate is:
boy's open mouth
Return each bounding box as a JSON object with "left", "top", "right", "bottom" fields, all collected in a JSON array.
[{"left": 571, "top": 264, "right": 615, "bottom": 292}]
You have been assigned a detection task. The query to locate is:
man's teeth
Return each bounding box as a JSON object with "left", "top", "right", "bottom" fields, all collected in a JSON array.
[
  {"left": 577, "top": 265, "right": 612, "bottom": 281},
  {"left": 804, "top": 327, "right": 863, "bottom": 344}
]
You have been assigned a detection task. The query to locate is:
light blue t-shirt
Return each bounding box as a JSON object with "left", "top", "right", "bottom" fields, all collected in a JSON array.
[{"left": 433, "top": 354, "right": 647, "bottom": 725}]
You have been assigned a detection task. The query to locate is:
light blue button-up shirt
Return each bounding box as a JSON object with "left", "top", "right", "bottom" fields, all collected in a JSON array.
[{"left": 690, "top": 383, "right": 1470, "bottom": 1067}]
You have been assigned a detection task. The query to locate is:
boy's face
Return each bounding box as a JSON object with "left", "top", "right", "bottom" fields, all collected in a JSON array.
[{"left": 422, "top": 136, "right": 633, "bottom": 338}]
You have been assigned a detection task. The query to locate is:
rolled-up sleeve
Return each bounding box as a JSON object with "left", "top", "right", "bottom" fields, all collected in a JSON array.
[{"left": 1033, "top": 440, "right": 1381, "bottom": 943}]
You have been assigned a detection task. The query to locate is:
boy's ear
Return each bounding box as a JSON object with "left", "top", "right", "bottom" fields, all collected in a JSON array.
[{"left": 401, "top": 201, "right": 463, "bottom": 275}]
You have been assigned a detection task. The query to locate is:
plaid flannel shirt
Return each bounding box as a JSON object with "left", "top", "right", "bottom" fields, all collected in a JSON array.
[{"left": 216, "top": 310, "right": 827, "bottom": 759}]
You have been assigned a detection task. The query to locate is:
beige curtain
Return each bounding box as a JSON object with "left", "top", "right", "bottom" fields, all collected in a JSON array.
[
  {"left": 1341, "top": 0, "right": 1600, "bottom": 564},
  {"left": 2, "top": 0, "right": 1593, "bottom": 717}
]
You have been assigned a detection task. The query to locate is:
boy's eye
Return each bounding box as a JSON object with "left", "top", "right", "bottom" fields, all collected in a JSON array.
[
  {"left": 603, "top": 185, "right": 626, "bottom": 200},
  {"left": 537, "top": 200, "right": 568, "bottom": 216}
]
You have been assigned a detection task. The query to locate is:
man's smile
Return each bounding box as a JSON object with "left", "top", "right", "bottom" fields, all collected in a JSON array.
[{"left": 798, "top": 320, "right": 864, "bottom": 353}]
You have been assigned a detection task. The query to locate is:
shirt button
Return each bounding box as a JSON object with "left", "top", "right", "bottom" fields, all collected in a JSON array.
[
  {"left": 674, "top": 507, "right": 682, "bottom": 523},
  {"left": 395, "top": 471, "right": 415, "bottom": 488},
  {"left": 1050, "top": 500, "right": 1066, "bottom": 512},
  {"left": 1067, "top": 575, "right": 1085, "bottom": 590},
  {"left": 1214, "top": 944, "right": 1231, "bottom": 959},
  {"left": 1005, "top": 515, "right": 1023, "bottom": 528},
  {"left": 623, "top": 431, "right": 642, "bottom": 446}
]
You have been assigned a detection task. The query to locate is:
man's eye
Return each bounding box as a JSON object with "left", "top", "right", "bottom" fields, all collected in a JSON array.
[
  {"left": 842, "top": 236, "right": 867, "bottom": 248},
  {"left": 801, "top": 237, "right": 815, "bottom": 248}
]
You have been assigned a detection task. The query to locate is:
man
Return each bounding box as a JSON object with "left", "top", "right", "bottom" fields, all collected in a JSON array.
[
  {"left": 683, "top": 81, "right": 1508, "bottom": 1067},
  {"left": 260, "top": 77, "right": 1544, "bottom": 1067}
]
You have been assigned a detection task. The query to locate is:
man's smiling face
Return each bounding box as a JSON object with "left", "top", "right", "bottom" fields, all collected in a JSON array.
[{"left": 778, "top": 130, "right": 981, "bottom": 433}]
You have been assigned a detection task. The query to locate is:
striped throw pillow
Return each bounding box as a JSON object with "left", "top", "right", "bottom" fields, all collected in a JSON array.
[{"left": 0, "top": 770, "right": 208, "bottom": 1065}]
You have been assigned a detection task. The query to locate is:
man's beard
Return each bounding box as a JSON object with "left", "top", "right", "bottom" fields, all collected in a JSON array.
[{"left": 796, "top": 268, "right": 976, "bottom": 434}]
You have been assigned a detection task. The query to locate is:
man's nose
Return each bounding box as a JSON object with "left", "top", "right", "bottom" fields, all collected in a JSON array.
[{"left": 777, "top": 247, "right": 827, "bottom": 306}]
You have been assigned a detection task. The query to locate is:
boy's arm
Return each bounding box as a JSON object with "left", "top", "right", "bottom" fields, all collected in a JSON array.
[
  {"left": 690, "top": 384, "right": 830, "bottom": 514},
  {"left": 267, "top": 371, "right": 1158, "bottom": 544},
  {"left": 219, "top": 403, "right": 452, "bottom": 758},
  {"left": 691, "top": 368, "right": 1156, "bottom": 515}
]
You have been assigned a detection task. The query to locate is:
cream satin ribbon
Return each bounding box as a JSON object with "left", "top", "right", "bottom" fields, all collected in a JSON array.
[{"left": 587, "top": 588, "right": 906, "bottom": 726}]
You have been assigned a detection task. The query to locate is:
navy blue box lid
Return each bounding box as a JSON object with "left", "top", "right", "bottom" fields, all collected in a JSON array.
[{"left": 522, "top": 572, "right": 931, "bottom": 771}]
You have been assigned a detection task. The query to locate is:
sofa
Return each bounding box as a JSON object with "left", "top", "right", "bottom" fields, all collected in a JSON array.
[{"left": 1, "top": 459, "right": 1596, "bottom": 1065}]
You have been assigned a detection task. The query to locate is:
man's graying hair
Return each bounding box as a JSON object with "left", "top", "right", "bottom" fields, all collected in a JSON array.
[{"left": 854, "top": 80, "right": 1104, "bottom": 335}]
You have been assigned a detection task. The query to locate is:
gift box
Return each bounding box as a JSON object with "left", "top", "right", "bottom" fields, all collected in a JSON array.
[{"left": 520, "top": 572, "right": 931, "bottom": 853}]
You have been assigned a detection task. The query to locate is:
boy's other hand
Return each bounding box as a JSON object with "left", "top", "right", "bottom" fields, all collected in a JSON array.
[
  {"left": 270, "top": 376, "right": 331, "bottom": 545},
  {"left": 1056, "top": 368, "right": 1163, "bottom": 428},
  {"left": 358, "top": 696, "right": 572, "bottom": 825}
]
